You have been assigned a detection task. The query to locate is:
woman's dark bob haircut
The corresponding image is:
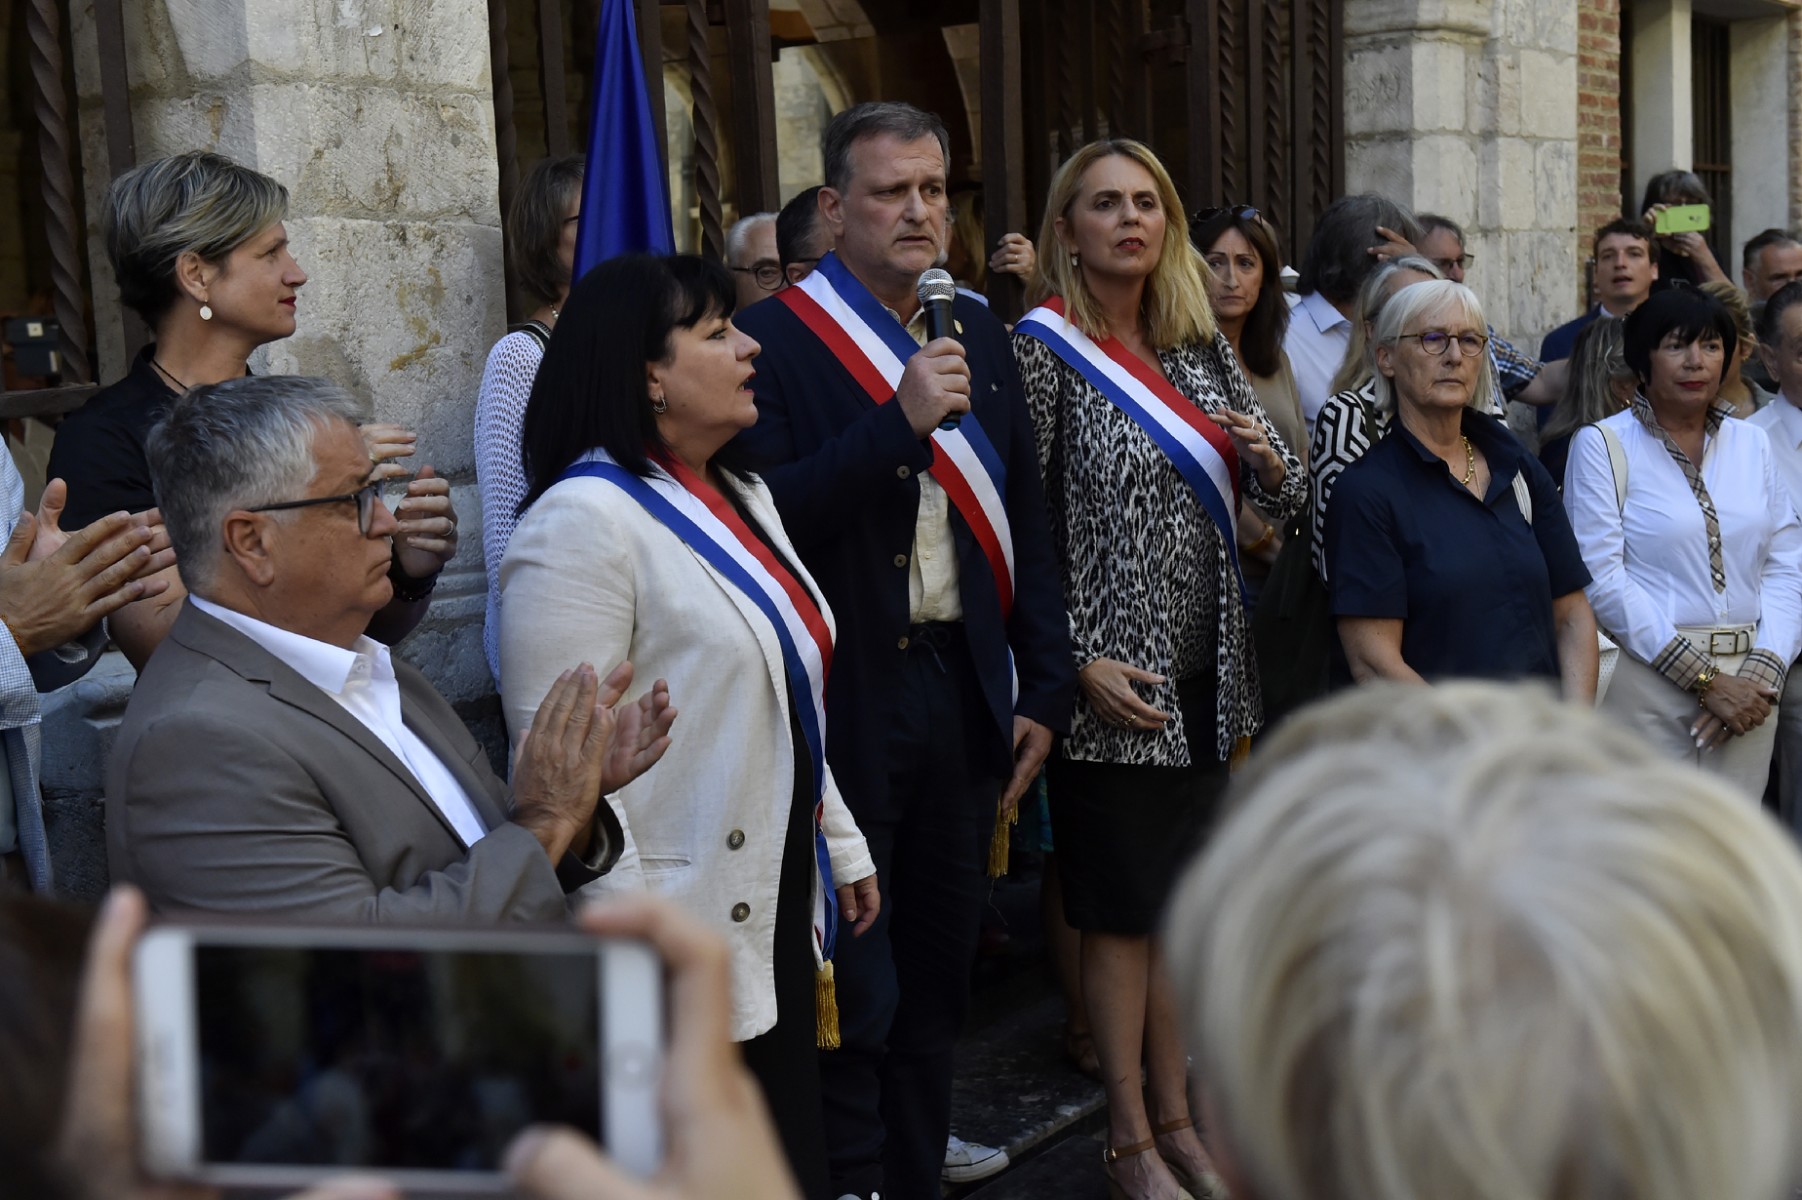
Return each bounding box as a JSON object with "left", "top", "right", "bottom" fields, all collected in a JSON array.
[
  {"left": 1621, "top": 285, "right": 1738, "bottom": 386},
  {"left": 1191, "top": 209, "right": 1290, "bottom": 379},
  {"left": 519, "top": 253, "right": 739, "bottom": 511},
  {"left": 508, "top": 154, "right": 585, "bottom": 308}
]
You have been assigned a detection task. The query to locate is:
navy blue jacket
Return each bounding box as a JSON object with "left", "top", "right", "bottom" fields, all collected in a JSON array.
[{"left": 733, "top": 290, "right": 1075, "bottom": 819}]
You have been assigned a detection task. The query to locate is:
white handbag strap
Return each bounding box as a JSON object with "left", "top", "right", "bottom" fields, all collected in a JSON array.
[
  {"left": 1511, "top": 473, "right": 1532, "bottom": 525},
  {"left": 1597, "top": 422, "right": 1628, "bottom": 513}
]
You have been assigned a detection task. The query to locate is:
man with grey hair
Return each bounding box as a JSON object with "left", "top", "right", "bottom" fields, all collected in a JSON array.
[
  {"left": 106, "top": 375, "right": 675, "bottom": 922},
  {"left": 726, "top": 211, "right": 782, "bottom": 312},
  {"left": 734, "top": 100, "right": 1074, "bottom": 1199}
]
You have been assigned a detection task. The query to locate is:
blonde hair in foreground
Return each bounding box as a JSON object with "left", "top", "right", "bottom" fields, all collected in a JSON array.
[
  {"left": 1164, "top": 682, "right": 1802, "bottom": 1200},
  {"left": 1031, "top": 139, "right": 1217, "bottom": 350}
]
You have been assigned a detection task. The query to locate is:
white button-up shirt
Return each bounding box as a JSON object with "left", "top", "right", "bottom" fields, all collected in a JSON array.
[
  {"left": 1284, "top": 289, "right": 1353, "bottom": 437},
  {"left": 189, "top": 595, "right": 489, "bottom": 846},
  {"left": 1564, "top": 407, "right": 1802, "bottom": 671},
  {"left": 1750, "top": 393, "right": 1802, "bottom": 522},
  {"left": 889, "top": 303, "right": 963, "bottom": 622}
]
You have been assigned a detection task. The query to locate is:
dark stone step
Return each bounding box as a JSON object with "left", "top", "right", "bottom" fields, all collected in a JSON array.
[{"left": 958, "top": 1125, "right": 1110, "bottom": 1200}]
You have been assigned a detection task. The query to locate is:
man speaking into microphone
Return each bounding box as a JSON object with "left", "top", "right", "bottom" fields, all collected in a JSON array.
[{"left": 733, "top": 101, "right": 1074, "bottom": 1200}]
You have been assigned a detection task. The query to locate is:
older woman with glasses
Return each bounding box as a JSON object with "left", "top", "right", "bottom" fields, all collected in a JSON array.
[
  {"left": 1565, "top": 287, "right": 1802, "bottom": 798},
  {"left": 1327, "top": 280, "right": 1597, "bottom": 696}
]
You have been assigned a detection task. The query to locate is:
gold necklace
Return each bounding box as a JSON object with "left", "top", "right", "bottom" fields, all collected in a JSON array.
[{"left": 1459, "top": 435, "right": 1476, "bottom": 485}]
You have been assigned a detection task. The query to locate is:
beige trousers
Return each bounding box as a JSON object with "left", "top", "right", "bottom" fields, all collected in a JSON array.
[{"left": 1600, "top": 651, "right": 1777, "bottom": 800}]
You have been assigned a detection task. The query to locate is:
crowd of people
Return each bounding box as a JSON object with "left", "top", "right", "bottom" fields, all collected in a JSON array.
[{"left": 2, "top": 94, "right": 1802, "bottom": 1200}]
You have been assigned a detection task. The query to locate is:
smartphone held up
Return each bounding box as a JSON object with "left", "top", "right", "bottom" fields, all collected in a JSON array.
[{"left": 132, "top": 921, "right": 665, "bottom": 1194}]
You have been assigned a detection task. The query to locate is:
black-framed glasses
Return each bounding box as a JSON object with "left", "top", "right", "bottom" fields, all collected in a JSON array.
[
  {"left": 1398, "top": 331, "right": 1490, "bottom": 358},
  {"left": 248, "top": 483, "right": 390, "bottom": 535},
  {"left": 1193, "top": 204, "right": 1260, "bottom": 225},
  {"left": 730, "top": 262, "right": 785, "bottom": 291}
]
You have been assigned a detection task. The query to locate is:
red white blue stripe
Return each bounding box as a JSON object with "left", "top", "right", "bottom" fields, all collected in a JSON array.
[
  {"left": 557, "top": 450, "right": 840, "bottom": 959},
  {"left": 1015, "top": 298, "right": 1243, "bottom": 586},
  {"left": 780, "top": 252, "right": 1017, "bottom": 619}
]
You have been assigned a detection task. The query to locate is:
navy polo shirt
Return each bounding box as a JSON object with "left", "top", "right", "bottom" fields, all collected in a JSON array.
[{"left": 1325, "top": 409, "right": 1591, "bottom": 682}]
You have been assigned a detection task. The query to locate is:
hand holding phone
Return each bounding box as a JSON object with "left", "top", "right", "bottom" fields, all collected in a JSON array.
[
  {"left": 132, "top": 915, "right": 663, "bottom": 1194},
  {"left": 1652, "top": 203, "right": 1711, "bottom": 235},
  {"left": 56, "top": 887, "right": 400, "bottom": 1200}
]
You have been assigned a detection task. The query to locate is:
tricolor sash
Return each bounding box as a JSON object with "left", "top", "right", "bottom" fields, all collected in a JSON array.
[
  {"left": 778, "top": 252, "right": 1017, "bottom": 619},
  {"left": 557, "top": 450, "right": 840, "bottom": 963},
  {"left": 1015, "top": 297, "right": 1243, "bottom": 581}
]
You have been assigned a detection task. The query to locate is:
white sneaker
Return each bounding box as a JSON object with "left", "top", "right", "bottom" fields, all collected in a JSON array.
[{"left": 943, "top": 1135, "right": 1010, "bottom": 1183}]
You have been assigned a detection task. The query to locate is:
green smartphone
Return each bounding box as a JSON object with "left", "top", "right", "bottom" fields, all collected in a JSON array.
[{"left": 1654, "top": 204, "right": 1711, "bottom": 235}]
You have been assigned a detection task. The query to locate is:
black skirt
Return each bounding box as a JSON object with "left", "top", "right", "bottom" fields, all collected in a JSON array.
[{"left": 1047, "top": 673, "right": 1228, "bottom": 935}]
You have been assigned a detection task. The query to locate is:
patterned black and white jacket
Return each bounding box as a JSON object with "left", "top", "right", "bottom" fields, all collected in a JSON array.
[{"left": 1016, "top": 331, "right": 1306, "bottom": 767}]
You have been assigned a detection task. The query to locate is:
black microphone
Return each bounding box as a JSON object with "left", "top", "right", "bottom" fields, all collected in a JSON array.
[{"left": 916, "top": 268, "right": 961, "bottom": 430}]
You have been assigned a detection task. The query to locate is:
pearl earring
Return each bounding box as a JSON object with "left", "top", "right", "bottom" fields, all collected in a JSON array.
[
  {"left": 199, "top": 304, "right": 213, "bottom": 321},
  {"left": 1070, "top": 253, "right": 1079, "bottom": 267}
]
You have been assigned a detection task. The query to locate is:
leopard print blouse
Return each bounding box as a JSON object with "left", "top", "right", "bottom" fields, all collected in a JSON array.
[{"left": 1015, "top": 331, "right": 1306, "bottom": 767}]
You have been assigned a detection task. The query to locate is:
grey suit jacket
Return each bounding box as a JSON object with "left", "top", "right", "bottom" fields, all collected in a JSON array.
[{"left": 106, "top": 604, "right": 618, "bottom": 922}]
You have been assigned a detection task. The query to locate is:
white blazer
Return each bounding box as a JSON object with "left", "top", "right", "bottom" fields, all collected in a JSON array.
[{"left": 498, "top": 468, "right": 874, "bottom": 1041}]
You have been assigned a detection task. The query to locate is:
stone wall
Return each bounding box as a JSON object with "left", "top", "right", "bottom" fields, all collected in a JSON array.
[
  {"left": 47, "top": 0, "right": 508, "bottom": 898},
  {"left": 1576, "top": 0, "right": 1623, "bottom": 304},
  {"left": 1343, "top": 0, "right": 1580, "bottom": 348},
  {"left": 1793, "top": 7, "right": 1802, "bottom": 229}
]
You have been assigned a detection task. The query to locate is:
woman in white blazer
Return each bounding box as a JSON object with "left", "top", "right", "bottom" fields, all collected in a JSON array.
[{"left": 499, "top": 254, "right": 875, "bottom": 1200}]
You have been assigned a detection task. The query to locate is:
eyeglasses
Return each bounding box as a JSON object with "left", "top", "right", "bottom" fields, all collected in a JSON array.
[
  {"left": 1398, "top": 330, "right": 1490, "bottom": 358},
  {"left": 1430, "top": 254, "right": 1474, "bottom": 273},
  {"left": 248, "top": 482, "right": 391, "bottom": 535},
  {"left": 730, "top": 263, "right": 785, "bottom": 291},
  {"left": 1193, "top": 204, "right": 1260, "bottom": 226}
]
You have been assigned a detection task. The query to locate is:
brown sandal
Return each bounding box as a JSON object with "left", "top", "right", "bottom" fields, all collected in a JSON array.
[
  {"left": 1103, "top": 1138, "right": 1195, "bottom": 1200},
  {"left": 1152, "top": 1118, "right": 1228, "bottom": 1199}
]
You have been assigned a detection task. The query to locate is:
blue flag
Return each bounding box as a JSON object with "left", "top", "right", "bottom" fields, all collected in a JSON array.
[{"left": 573, "top": 0, "right": 675, "bottom": 277}]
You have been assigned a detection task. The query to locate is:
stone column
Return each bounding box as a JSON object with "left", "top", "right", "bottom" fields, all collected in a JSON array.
[
  {"left": 47, "top": 0, "right": 507, "bottom": 896},
  {"left": 1343, "top": 0, "right": 1579, "bottom": 347},
  {"left": 1626, "top": 0, "right": 1692, "bottom": 203},
  {"left": 1730, "top": 16, "right": 1794, "bottom": 247}
]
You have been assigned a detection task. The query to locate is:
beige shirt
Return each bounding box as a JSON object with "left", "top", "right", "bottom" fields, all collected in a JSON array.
[{"left": 890, "top": 304, "right": 964, "bottom": 622}]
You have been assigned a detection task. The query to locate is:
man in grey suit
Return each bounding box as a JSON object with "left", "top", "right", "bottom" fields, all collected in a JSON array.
[{"left": 107, "top": 375, "right": 674, "bottom": 921}]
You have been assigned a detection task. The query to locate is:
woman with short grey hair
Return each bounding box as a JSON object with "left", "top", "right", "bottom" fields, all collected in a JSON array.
[
  {"left": 45, "top": 150, "right": 458, "bottom": 669},
  {"left": 1326, "top": 280, "right": 1596, "bottom": 694},
  {"left": 1166, "top": 681, "right": 1802, "bottom": 1200}
]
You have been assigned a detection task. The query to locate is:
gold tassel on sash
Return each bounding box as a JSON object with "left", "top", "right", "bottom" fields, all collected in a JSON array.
[
  {"left": 1229, "top": 735, "right": 1252, "bottom": 771},
  {"left": 987, "top": 795, "right": 1017, "bottom": 878},
  {"left": 815, "top": 960, "right": 841, "bottom": 1050}
]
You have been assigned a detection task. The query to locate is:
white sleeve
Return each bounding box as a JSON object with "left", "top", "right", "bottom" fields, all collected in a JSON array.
[
  {"left": 1563, "top": 425, "right": 1682, "bottom": 664},
  {"left": 1754, "top": 439, "right": 1802, "bottom": 665},
  {"left": 499, "top": 485, "right": 646, "bottom": 892}
]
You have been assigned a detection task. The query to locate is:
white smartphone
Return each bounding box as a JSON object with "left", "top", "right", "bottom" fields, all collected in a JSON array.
[{"left": 132, "top": 921, "right": 664, "bottom": 1193}]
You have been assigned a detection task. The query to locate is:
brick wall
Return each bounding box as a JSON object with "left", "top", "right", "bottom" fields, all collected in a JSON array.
[{"left": 1576, "top": 0, "right": 1623, "bottom": 306}]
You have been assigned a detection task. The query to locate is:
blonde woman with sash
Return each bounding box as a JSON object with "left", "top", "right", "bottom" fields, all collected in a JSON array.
[
  {"left": 1014, "top": 139, "right": 1304, "bottom": 1200},
  {"left": 500, "top": 254, "right": 876, "bottom": 1200}
]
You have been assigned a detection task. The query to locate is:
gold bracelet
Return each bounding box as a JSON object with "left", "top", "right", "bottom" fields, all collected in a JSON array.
[
  {"left": 1243, "top": 524, "right": 1277, "bottom": 555},
  {"left": 1692, "top": 664, "right": 1719, "bottom": 705}
]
